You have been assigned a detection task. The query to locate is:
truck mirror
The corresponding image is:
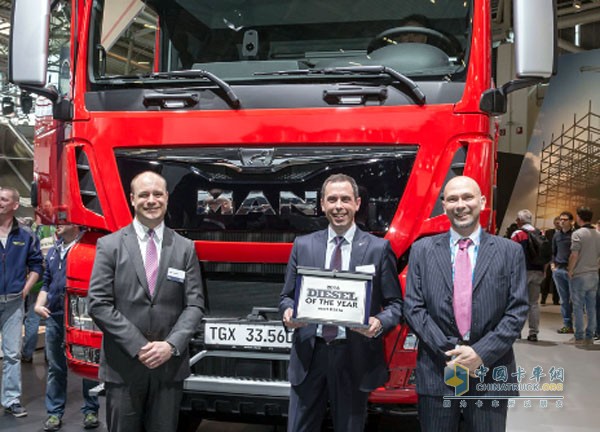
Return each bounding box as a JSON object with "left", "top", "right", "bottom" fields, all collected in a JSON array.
[
  {"left": 481, "top": 0, "right": 557, "bottom": 115},
  {"left": 9, "top": 0, "right": 51, "bottom": 87},
  {"left": 513, "top": 0, "right": 557, "bottom": 79}
]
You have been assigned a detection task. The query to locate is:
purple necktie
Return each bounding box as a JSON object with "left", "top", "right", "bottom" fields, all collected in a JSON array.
[
  {"left": 145, "top": 229, "right": 158, "bottom": 296},
  {"left": 322, "top": 236, "right": 344, "bottom": 343},
  {"left": 453, "top": 238, "right": 473, "bottom": 339}
]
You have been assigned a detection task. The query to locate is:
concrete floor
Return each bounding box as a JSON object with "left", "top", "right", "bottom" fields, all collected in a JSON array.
[
  {"left": 507, "top": 304, "right": 600, "bottom": 432},
  {"left": 1, "top": 304, "right": 599, "bottom": 431}
]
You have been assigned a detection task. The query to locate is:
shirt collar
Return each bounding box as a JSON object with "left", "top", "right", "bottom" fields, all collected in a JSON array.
[
  {"left": 328, "top": 223, "right": 356, "bottom": 245},
  {"left": 133, "top": 217, "right": 164, "bottom": 241},
  {"left": 450, "top": 225, "right": 481, "bottom": 247},
  {"left": 59, "top": 238, "right": 77, "bottom": 250}
]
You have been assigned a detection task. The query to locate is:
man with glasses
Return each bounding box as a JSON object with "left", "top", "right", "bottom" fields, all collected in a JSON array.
[{"left": 552, "top": 212, "right": 575, "bottom": 334}]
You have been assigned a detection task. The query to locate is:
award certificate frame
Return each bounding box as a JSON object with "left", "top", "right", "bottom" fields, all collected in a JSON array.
[{"left": 292, "top": 267, "right": 373, "bottom": 328}]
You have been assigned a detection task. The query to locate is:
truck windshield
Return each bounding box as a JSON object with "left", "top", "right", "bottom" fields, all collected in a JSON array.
[{"left": 91, "top": 0, "right": 471, "bottom": 82}]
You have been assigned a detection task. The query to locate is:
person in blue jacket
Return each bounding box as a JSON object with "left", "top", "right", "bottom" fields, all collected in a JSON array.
[
  {"left": 34, "top": 224, "right": 100, "bottom": 431},
  {"left": 0, "top": 186, "right": 43, "bottom": 418}
]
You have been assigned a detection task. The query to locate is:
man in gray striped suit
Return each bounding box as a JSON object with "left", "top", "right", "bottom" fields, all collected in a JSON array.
[{"left": 404, "top": 176, "right": 528, "bottom": 432}]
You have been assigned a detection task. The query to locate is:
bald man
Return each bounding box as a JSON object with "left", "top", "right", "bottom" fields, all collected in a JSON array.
[
  {"left": 88, "top": 171, "right": 205, "bottom": 432},
  {"left": 404, "top": 176, "right": 528, "bottom": 432}
]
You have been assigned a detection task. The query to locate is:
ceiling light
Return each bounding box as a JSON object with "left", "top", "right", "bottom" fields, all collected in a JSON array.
[{"left": 573, "top": 0, "right": 582, "bottom": 9}]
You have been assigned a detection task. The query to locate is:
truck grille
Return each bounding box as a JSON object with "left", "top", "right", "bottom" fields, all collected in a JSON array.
[
  {"left": 115, "top": 145, "right": 417, "bottom": 240},
  {"left": 193, "top": 355, "right": 289, "bottom": 382}
]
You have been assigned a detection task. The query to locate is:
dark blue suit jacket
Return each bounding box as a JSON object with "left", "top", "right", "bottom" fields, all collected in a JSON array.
[
  {"left": 404, "top": 230, "right": 528, "bottom": 396},
  {"left": 279, "top": 227, "right": 402, "bottom": 392}
]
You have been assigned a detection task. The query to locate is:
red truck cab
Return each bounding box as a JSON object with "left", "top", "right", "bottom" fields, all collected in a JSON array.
[{"left": 10, "top": 0, "right": 555, "bottom": 426}]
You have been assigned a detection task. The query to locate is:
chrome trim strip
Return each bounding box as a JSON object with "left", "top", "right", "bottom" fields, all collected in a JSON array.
[
  {"left": 183, "top": 375, "right": 290, "bottom": 397},
  {"left": 189, "top": 349, "right": 290, "bottom": 367}
]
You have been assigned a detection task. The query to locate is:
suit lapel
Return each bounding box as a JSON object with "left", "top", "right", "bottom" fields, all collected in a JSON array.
[
  {"left": 311, "top": 230, "right": 328, "bottom": 268},
  {"left": 473, "top": 231, "right": 494, "bottom": 291},
  {"left": 349, "top": 228, "right": 370, "bottom": 270},
  {"left": 154, "top": 227, "right": 174, "bottom": 296},
  {"left": 432, "top": 232, "right": 453, "bottom": 291},
  {"left": 122, "top": 224, "right": 149, "bottom": 294}
]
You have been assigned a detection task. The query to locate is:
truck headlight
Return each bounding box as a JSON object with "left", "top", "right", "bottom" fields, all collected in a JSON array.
[
  {"left": 67, "top": 294, "right": 100, "bottom": 331},
  {"left": 70, "top": 344, "right": 101, "bottom": 363}
]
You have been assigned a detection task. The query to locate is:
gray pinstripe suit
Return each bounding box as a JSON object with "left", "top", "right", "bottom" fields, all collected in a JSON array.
[{"left": 404, "top": 230, "right": 528, "bottom": 430}]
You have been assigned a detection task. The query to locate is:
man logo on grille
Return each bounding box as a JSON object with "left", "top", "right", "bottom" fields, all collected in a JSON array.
[{"left": 239, "top": 148, "right": 275, "bottom": 167}]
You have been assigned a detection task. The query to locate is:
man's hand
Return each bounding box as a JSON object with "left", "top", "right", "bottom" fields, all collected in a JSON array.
[
  {"left": 34, "top": 304, "right": 51, "bottom": 319},
  {"left": 445, "top": 345, "right": 483, "bottom": 377},
  {"left": 21, "top": 272, "right": 40, "bottom": 299},
  {"left": 282, "top": 307, "right": 306, "bottom": 329},
  {"left": 138, "top": 341, "right": 172, "bottom": 369},
  {"left": 351, "top": 317, "right": 383, "bottom": 338}
]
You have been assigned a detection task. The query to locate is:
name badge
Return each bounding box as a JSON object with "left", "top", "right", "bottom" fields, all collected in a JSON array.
[
  {"left": 355, "top": 264, "right": 376, "bottom": 274},
  {"left": 167, "top": 268, "right": 185, "bottom": 283}
]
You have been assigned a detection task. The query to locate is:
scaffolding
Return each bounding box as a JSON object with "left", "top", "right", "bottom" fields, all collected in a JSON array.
[{"left": 536, "top": 100, "right": 600, "bottom": 227}]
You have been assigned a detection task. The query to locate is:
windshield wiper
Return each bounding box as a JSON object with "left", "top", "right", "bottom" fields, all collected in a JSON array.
[
  {"left": 257, "top": 65, "right": 426, "bottom": 106},
  {"left": 149, "top": 70, "right": 241, "bottom": 108}
]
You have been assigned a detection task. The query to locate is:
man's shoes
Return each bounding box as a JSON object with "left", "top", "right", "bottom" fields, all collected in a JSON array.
[
  {"left": 557, "top": 326, "right": 574, "bottom": 334},
  {"left": 21, "top": 355, "right": 32, "bottom": 363},
  {"left": 6, "top": 402, "right": 28, "bottom": 418},
  {"left": 595, "top": 333, "right": 600, "bottom": 341},
  {"left": 83, "top": 412, "right": 100, "bottom": 429},
  {"left": 565, "top": 337, "right": 584, "bottom": 345},
  {"left": 583, "top": 338, "right": 594, "bottom": 346},
  {"left": 527, "top": 334, "right": 538, "bottom": 342},
  {"left": 44, "top": 415, "right": 62, "bottom": 431}
]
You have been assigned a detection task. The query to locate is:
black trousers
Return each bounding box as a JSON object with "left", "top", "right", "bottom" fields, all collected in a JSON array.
[
  {"left": 287, "top": 339, "right": 369, "bottom": 432},
  {"left": 541, "top": 265, "right": 560, "bottom": 304},
  {"left": 105, "top": 377, "right": 183, "bottom": 432}
]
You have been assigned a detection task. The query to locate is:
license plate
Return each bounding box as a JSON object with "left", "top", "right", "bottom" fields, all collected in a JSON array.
[{"left": 204, "top": 323, "right": 293, "bottom": 349}]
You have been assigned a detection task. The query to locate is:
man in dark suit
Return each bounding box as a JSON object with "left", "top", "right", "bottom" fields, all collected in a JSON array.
[
  {"left": 279, "top": 173, "right": 402, "bottom": 432},
  {"left": 88, "top": 171, "right": 204, "bottom": 432},
  {"left": 404, "top": 176, "right": 528, "bottom": 432}
]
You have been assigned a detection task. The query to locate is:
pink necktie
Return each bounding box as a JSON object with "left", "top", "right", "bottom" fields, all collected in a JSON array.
[
  {"left": 322, "top": 236, "right": 344, "bottom": 342},
  {"left": 453, "top": 238, "right": 473, "bottom": 338},
  {"left": 145, "top": 229, "right": 158, "bottom": 296}
]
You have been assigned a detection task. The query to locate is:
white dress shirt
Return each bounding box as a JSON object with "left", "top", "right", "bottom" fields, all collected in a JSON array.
[
  {"left": 132, "top": 218, "right": 164, "bottom": 266},
  {"left": 317, "top": 224, "right": 357, "bottom": 339}
]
